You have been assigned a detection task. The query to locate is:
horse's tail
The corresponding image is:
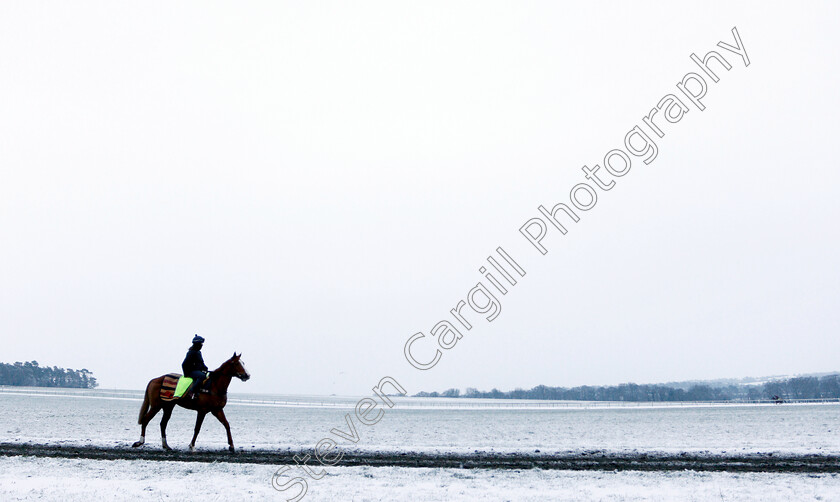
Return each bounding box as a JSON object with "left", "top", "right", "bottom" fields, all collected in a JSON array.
[{"left": 138, "top": 382, "right": 151, "bottom": 424}]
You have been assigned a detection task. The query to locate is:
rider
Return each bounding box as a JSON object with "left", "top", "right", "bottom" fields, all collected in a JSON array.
[{"left": 182, "top": 334, "right": 209, "bottom": 400}]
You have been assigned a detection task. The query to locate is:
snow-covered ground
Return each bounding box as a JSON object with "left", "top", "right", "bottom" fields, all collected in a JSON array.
[{"left": 1, "top": 455, "right": 838, "bottom": 502}]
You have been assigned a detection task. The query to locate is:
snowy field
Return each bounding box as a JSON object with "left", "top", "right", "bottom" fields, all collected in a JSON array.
[
  {"left": 2, "top": 388, "right": 839, "bottom": 501},
  {"left": 1, "top": 388, "right": 838, "bottom": 455},
  {"left": 1, "top": 456, "right": 839, "bottom": 501}
]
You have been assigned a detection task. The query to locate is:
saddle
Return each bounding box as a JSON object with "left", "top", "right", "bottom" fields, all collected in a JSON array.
[{"left": 160, "top": 373, "right": 211, "bottom": 401}]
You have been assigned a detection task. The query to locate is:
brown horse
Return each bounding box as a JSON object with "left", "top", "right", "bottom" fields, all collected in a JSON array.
[{"left": 132, "top": 352, "right": 250, "bottom": 452}]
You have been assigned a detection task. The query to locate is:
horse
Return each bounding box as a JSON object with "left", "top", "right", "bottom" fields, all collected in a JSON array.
[{"left": 132, "top": 352, "right": 250, "bottom": 452}]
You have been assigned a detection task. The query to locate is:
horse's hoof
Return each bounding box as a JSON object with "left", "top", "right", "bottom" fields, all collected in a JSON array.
[
  {"left": 229, "top": 446, "right": 236, "bottom": 453},
  {"left": 131, "top": 442, "right": 144, "bottom": 448},
  {"left": 163, "top": 446, "right": 172, "bottom": 451},
  {"left": 189, "top": 445, "right": 196, "bottom": 452}
]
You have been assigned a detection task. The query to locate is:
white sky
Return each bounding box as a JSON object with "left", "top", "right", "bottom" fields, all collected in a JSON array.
[{"left": 1, "top": 2, "right": 838, "bottom": 395}]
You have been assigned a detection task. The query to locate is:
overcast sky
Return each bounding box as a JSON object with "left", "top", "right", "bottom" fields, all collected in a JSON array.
[{"left": 1, "top": 2, "right": 838, "bottom": 395}]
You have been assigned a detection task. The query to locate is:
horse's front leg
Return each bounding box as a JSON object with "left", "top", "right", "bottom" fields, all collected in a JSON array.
[
  {"left": 211, "top": 409, "right": 235, "bottom": 452},
  {"left": 189, "top": 411, "right": 207, "bottom": 452}
]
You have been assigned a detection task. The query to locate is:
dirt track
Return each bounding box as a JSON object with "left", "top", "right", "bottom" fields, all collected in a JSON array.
[{"left": 2, "top": 442, "right": 839, "bottom": 473}]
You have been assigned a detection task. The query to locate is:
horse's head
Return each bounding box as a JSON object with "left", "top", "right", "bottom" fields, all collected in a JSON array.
[{"left": 227, "top": 352, "right": 250, "bottom": 382}]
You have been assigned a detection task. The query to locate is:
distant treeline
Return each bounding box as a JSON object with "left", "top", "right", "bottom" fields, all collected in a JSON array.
[
  {"left": 0, "top": 361, "right": 98, "bottom": 389},
  {"left": 415, "top": 374, "right": 840, "bottom": 402}
]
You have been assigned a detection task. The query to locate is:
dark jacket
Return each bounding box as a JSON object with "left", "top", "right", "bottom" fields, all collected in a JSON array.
[{"left": 182, "top": 345, "right": 208, "bottom": 374}]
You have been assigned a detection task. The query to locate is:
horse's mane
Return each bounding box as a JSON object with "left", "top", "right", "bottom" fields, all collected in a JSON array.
[{"left": 212, "top": 354, "right": 240, "bottom": 374}]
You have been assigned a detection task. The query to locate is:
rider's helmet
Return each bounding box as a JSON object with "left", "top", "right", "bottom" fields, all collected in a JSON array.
[{"left": 192, "top": 334, "right": 205, "bottom": 345}]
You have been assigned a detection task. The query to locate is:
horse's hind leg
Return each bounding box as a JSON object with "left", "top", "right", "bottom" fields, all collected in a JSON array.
[
  {"left": 133, "top": 378, "right": 164, "bottom": 448},
  {"left": 133, "top": 404, "right": 162, "bottom": 447},
  {"left": 160, "top": 405, "right": 174, "bottom": 450}
]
